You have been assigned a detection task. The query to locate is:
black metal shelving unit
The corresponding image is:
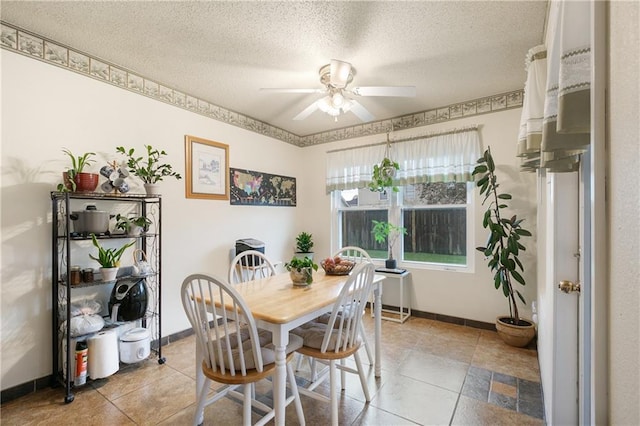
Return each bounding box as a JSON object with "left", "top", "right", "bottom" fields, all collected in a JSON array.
[{"left": 50, "top": 192, "right": 164, "bottom": 403}]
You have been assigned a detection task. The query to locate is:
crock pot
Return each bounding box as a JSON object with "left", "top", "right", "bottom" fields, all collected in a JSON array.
[
  {"left": 70, "top": 205, "right": 111, "bottom": 234},
  {"left": 119, "top": 327, "right": 151, "bottom": 364}
]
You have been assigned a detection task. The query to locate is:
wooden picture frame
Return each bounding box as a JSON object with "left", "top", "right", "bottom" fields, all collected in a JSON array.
[{"left": 184, "top": 135, "right": 229, "bottom": 200}]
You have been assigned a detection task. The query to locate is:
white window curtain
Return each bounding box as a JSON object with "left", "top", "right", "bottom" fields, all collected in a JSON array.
[
  {"left": 518, "top": 0, "right": 591, "bottom": 172},
  {"left": 325, "top": 127, "right": 481, "bottom": 193}
]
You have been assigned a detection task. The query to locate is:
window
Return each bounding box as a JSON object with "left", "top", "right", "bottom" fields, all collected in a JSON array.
[{"left": 335, "top": 181, "right": 473, "bottom": 270}]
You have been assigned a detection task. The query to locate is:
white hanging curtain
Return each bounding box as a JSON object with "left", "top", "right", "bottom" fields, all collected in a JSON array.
[
  {"left": 325, "top": 127, "right": 481, "bottom": 193},
  {"left": 519, "top": 0, "right": 591, "bottom": 172},
  {"left": 517, "top": 44, "right": 547, "bottom": 171}
]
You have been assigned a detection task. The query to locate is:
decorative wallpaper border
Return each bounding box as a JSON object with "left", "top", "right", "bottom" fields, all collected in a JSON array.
[{"left": 1, "top": 21, "right": 523, "bottom": 147}]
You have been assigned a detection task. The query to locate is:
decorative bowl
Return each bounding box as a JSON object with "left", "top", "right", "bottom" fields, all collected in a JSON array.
[{"left": 321, "top": 257, "right": 355, "bottom": 275}]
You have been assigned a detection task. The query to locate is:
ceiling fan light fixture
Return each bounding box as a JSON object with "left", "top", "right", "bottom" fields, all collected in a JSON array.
[{"left": 331, "top": 92, "right": 345, "bottom": 108}]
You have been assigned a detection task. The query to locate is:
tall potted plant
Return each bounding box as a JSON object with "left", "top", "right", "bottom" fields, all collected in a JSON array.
[
  {"left": 116, "top": 145, "right": 182, "bottom": 195},
  {"left": 57, "top": 148, "right": 99, "bottom": 192},
  {"left": 473, "top": 147, "right": 534, "bottom": 347},
  {"left": 372, "top": 220, "right": 407, "bottom": 269}
]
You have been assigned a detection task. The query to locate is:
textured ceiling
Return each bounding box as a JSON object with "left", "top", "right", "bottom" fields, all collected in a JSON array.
[{"left": 1, "top": 1, "right": 546, "bottom": 138}]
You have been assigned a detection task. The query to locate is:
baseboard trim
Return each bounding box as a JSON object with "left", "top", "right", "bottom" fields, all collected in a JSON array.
[{"left": 2, "top": 311, "right": 493, "bottom": 404}]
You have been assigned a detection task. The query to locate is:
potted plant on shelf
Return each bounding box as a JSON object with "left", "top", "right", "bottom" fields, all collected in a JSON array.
[
  {"left": 89, "top": 233, "right": 135, "bottom": 282},
  {"left": 473, "top": 146, "right": 534, "bottom": 347},
  {"left": 372, "top": 220, "right": 407, "bottom": 269},
  {"left": 284, "top": 256, "right": 318, "bottom": 286},
  {"left": 369, "top": 157, "right": 400, "bottom": 193},
  {"left": 116, "top": 145, "right": 182, "bottom": 195},
  {"left": 57, "top": 148, "right": 99, "bottom": 192},
  {"left": 115, "top": 214, "right": 151, "bottom": 237},
  {"left": 294, "top": 231, "right": 314, "bottom": 260}
]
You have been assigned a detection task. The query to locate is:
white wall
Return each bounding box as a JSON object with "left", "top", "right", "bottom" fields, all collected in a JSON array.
[
  {"left": 608, "top": 1, "right": 640, "bottom": 423},
  {"left": 1, "top": 48, "right": 535, "bottom": 391},
  {"left": 299, "top": 109, "right": 537, "bottom": 324},
  {"left": 0, "top": 51, "right": 303, "bottom": 389}
]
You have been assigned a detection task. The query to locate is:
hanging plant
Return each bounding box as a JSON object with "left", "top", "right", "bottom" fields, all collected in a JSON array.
[
  {"left": 369, "top": 132, "right": 400, "bottom": 193},
  {"left": 369, "top": 158, "right": 400, "bottom": 193}
]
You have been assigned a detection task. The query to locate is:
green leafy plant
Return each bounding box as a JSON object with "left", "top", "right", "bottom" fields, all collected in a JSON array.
[
  {"left": 295, "top": 231, "right": 314, "bottom": 253},
  {"left": 472, "top": 147, "right": 532, "bottom": 324},
  {"left": 372, "top": 220, "right": 407, "bottom": 261},
  {"left": 57, "top": 148, "right": 96, "bottom": 192},
  {"left": 115, "top": 214, "right": 151, "bottom": 234},
  {"left": 116, "top": 145, "right": 182, "bottom": 184},
  {"left": 89, "top": 234, "right": 135, "bottom": 268},
  {"left": 284, "top": 256, "right": 318, "bottom": 284},
  {"left": 369, "top": 157, "right": 400, "bottom": 193}
]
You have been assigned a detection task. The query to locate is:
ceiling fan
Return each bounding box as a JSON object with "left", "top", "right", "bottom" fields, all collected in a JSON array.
[{"left": 260, "top": 59, "right": 416, "bottom": 122}]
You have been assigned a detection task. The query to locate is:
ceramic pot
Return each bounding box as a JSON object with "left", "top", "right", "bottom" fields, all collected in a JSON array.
[
  {"left": 290, "top": 268, "right": 313, "bottom": 286},
  {"left": 293, "top": 252, "right": 314, "bottom": 260},
  {"left": 127, "top": 225, "right": 143, "bottom": 237},
  {"left": 144, "top": 183, "right": 160, "bottom": 195},
  {"left": 63, "top": 172, "right": 99, "bottom": 192},
  {"left": 100, "top": 267, "right": 119, "bottom": 282},
  {"left": 495, "top": 316, "right": 536, "bottom": 347},
  {"left": 385, "top": 258, "right": 397, "bottom": 269}
]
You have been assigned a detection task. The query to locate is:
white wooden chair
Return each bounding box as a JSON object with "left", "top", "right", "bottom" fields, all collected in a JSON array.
[
  {"left": 292, "top": 263, "right": 375, "bottom": 426},
  {"left": 229, "top": 250, "right": 277, "bottom": 284},
  {"left": 181, "top": 273, "right": 305, "bottom": 426},
  {"left": 322, "top": 246, "right": 375, "bottom": 365}
]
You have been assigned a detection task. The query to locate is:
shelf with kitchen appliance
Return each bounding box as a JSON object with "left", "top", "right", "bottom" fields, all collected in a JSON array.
[{"left": 50, "top": 191, "right": 164, "bottom": 404}]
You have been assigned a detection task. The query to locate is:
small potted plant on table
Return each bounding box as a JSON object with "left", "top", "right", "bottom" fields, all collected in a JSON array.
[
  {"left": 294, "top": 231, "right": 314, "bottom": 260},
  {"left": 284, "top": 256, "right": 318, "bottom": 286},
  {"left": 89, "top": 234, "right": 135, "bottom": 282}
]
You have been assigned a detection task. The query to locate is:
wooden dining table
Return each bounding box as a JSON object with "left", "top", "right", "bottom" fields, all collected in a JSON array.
[{"left": 195, "top": 270, "right": 385, "bottom": 425}]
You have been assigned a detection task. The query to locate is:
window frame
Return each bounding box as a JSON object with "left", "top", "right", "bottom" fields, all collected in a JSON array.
[{"left": 332, "top": 183, "right": 475, "bottom": 273}]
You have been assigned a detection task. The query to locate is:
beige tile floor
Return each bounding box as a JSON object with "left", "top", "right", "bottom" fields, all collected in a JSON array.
[{"left": 1, "top": 313, "right": 544, "bottom": 425}]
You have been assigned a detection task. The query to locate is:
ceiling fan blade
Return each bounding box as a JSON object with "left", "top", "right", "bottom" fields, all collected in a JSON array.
[
  {"left": 293, "top": 101, "right": 319, "bottom": 120},
  {"left": 351, "top": 86, "right": 417, "bottom": 97},
  {"left": 260, "top": 88, "right": 324, "bottom": 94},
  {"left": 330, "top": 59, "right": 352, "bottom": 88},
  {"left": 348, "top": 100, "right": 375, "bottom": 122}
]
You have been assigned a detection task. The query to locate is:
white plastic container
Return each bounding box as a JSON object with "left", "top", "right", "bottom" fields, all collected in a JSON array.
[{"left": 119, "top": 327, "right": 151, "bottom": 364}]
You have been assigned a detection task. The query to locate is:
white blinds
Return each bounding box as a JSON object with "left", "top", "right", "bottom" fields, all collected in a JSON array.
[{"left": 325, "top": 128, "right": 481, "bottom": 193}]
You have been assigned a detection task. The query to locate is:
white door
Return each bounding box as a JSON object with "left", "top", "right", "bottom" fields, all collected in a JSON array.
[
  {"left": 537, "top": 2, "right": 606, "bottom": 423},
  {"left": 539, "top": 170, "right": 581, "bottom": 425}
]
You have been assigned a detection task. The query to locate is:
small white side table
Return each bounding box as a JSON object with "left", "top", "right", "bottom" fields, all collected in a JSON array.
[{"left": 371, "top": 269, "right": 411, "bottom": 323}]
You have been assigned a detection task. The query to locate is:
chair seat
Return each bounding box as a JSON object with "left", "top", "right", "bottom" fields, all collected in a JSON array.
[
  {"left": 210, "top": 328, "right": 303, "bottom": 371},
  {"left": 292, "top": 321, "right": 361, "bottom": 356},
  {"left": 202, "top": 352, "right": 296, "bottom": 385}
]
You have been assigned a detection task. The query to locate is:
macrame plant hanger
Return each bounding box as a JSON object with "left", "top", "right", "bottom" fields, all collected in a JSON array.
[{"left": 369, "top": 124, "right": 400, "bottom": 193}]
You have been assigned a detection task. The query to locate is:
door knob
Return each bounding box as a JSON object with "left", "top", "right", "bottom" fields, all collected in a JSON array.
[{"left": 558, "top": 280, "right": 581, "bottom": 294}]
